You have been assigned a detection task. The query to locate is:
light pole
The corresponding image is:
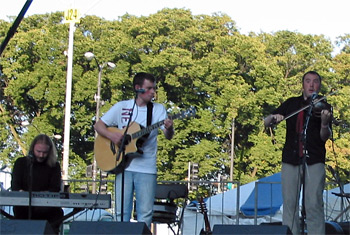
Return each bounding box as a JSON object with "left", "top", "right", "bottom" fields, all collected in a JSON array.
[
  {"left": 84, "top": 52, "right": 115, "bottom": 193},
  {"left": 62, "top": 21, "right": 76, "bottom": 186},
  {"left": 230, "top": 118, "right": 235, "bottom": 181}
]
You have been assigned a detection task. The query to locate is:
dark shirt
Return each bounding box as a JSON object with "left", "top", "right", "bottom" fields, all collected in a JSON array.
[
  {"left": 11, "top": 157, "right": 61, "bottom": 192},
  {"left": 272, "top": 95, "right": 329, "bottom": 165},
  {"left": 11, "top": 157, "right": 63, "bottom": 232}
]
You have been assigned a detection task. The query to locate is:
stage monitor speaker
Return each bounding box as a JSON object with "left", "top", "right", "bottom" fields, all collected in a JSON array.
[
  {"left": 325, "top": 221, "right": 344, "bottom": 234},
  {"left": 212, "top": 224, "right": 292, "bottom": 234},
  {"left": 337, "top": 222, "right": 349, "bottom": 234},
  {"left": 0, "top": 219, "right": 55, "bottom": 234},
  {"left": 69, "top": 221, "right": 151, "bottom": 234}
]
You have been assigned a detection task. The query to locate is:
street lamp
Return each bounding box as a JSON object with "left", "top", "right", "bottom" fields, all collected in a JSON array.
[
  {"left": 20, "top": 120, "right": 62, "bottom": 154},
  {"left": 84, "top": 52, "right": 116, "bottom": 193},
  {"left": 21, "top": 121, "right": 62, "bottom": 139}
]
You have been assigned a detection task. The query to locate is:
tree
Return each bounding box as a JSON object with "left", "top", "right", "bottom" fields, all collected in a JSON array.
[{"left": 1, "top": 9, "right": 349, "bottom": 188}]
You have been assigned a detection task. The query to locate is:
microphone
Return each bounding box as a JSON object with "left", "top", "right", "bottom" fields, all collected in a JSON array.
[
  {"left": 27, "top": 151, "right": 34, "bottom": 158},
  {"left": 135, "top": 88, "right": 145, "bottom": 94},
  {"left": 308, "top": 92, "right": 318, "bottom": 107},
  {"left": 311, "top": 92, "right": 318, "bottom": 100}
]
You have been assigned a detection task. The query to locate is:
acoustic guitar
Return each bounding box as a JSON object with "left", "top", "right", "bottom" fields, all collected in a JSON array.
[
  {"left": 199, "top": 196, "right": 212, "bottom": 235},
  {"left": 94, "top": 107, "right": 196, "bottom": 172}
]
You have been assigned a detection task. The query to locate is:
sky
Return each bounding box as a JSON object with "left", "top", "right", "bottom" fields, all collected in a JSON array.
[{"left": 1, "top": 0, "right": 349, "bottom": 47}]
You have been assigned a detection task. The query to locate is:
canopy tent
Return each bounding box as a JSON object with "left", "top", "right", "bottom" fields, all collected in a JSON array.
[
  {"left": 182, "top": 173, "right": 283, "bottom": 235},
  {"left": 183, "top": 173, "right": 349, "bottom": 235},
  {"left": 240, "top": 172, "right": 282, "bottom": 216},
  {"left": 202, "top": 176, "right": 256, "bottom": 216}
]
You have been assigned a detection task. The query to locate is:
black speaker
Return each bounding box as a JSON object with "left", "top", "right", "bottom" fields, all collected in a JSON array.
[
  {"left": 0, "top": 219, "right": 55, "bottom": 234},
  {"left": 337, "top": 222, "right": 349, "bottom": 234},
  {"left": 69, "top": 221, "right": 151, "bottom": 234},
  {"left": 212, "top": 224, "right": 292, "bottom": 234},
  {"left": 325, "top": 221, "right": 344, "bottom": 234}
]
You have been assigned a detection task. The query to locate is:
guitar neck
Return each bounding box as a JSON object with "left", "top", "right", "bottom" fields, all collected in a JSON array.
[
  {"left": 129, "top": 107, "right": 195, "bottom": 140},
  {"left": 203, "top": 212, "right": 211, "bottom": 233},
  {"left": 131, "top": 120, "right": 164, "bottom": 139}
]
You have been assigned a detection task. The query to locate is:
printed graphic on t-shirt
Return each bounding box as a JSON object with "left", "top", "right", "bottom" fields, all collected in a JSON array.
[{"left": 121, "top": 108, "right": 133, "bottom": 127}]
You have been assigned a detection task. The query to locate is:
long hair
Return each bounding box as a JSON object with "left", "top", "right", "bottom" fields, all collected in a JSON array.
[{"left": 28, "top": 134, "right": 57, "bottom": 167}]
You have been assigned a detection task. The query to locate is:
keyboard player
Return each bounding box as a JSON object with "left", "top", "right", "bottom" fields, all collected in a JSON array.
[{"left": 11, "top": 134, "right": 63, "bottom": 234}]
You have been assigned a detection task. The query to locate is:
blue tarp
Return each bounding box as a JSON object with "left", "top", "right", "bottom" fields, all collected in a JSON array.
[{"left": 240, "top": 172, "right": 282, "bottom": 216}]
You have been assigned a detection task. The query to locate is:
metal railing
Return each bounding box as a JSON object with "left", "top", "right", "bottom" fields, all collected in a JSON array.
[{"left": 1, "top": 175, "right": 347, "bottom": 234}]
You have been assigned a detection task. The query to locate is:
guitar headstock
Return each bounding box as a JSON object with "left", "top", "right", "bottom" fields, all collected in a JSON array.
[
  {"left": 198, "top": 196, "right": 212, "bottom": 234},
  {"left": 198, "top": 196, "right": 208, "bottom": 214},
  {"left": 172, "top": 107, "right": 196, "bottom": 120}
]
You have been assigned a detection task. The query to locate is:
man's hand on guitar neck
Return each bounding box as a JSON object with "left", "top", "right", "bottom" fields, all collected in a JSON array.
[
  {"left": 94, "top": 120, "right": 123, "bottom": 145},
  {"left": 163, "top": 117, "right": 174, "bottom": 140}
]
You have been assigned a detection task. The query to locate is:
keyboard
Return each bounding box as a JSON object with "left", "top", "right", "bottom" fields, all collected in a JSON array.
[{"left": 0, "top": 191, "right": 111, "bottom": 209}]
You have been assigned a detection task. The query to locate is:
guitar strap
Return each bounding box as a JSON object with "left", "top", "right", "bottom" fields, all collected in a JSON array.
[
  {"left": 135, "top": 102, "right": 153, "bottom": 152},
  {"left": 147, "top": 101, "right": 153, "bottom": 126},
  {"left": 143, "top": 101, "right": 153, "bottom": 140}
]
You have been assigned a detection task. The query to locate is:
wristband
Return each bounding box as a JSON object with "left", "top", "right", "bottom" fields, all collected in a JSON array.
[{"left": 165, "top": 126, "right": 174, "bottom": 131}]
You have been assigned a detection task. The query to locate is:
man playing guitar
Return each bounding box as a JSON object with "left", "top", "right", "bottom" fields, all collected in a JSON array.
[{"left": 94, "top": 72, "right": 174, "bottom": 229}]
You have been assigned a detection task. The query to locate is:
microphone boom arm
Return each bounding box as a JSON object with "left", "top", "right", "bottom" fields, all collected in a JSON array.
[{"left": 0, "top": 0, "right": 33, "bottom": 56}]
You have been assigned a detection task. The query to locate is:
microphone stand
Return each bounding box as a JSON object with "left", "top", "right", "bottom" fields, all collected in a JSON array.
[
  {"left": 300, "top": 100, "right": 314, "bottom": 235},
  {"left": 116, "top": 94, "right": 138, "bottom": 222},
  {"left": 28, "top": 155, "right": 34, "bottom": 220}
]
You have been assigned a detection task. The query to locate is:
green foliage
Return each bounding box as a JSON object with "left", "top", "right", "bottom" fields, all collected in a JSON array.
[{"left": 1, "top": 9, "right": 349, "bottom": 188}]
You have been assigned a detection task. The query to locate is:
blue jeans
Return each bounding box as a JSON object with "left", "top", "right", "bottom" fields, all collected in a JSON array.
[{"left": 115, "top": 171, "right": 157, "bottom": 228}]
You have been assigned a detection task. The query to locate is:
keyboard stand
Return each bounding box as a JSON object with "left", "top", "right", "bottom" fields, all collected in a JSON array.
[
  {"left": 0, "top": 208, "right": 15, "bottom": 219},
  {"left": 51, "top": 208, "right": 84, "bottom": 227}
]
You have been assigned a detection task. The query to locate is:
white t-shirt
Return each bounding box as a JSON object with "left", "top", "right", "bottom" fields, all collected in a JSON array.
[{"left": 100, "top": 99, "right": 167, "bottom": 174}]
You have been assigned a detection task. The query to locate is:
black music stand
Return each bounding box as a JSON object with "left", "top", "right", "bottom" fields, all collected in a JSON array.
[{"left": 152, "top": 184, "right": 189, "bottom": 235}]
